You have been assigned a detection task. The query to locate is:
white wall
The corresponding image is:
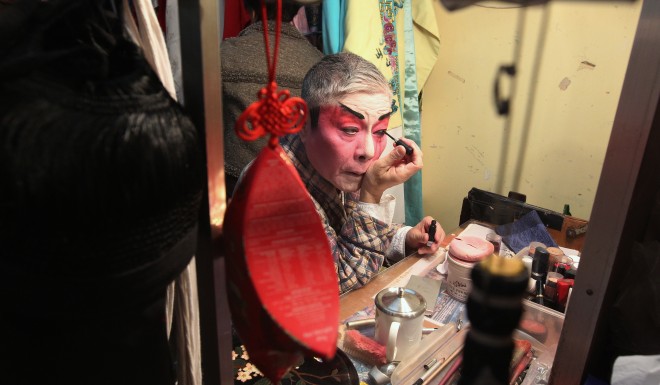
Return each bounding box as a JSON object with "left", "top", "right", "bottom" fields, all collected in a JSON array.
[{"left": 421, "top": 0, "right": 643, "bottom": 228}]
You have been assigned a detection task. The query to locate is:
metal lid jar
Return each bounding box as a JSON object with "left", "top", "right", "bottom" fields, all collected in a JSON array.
[{"left": 374, "top": 287, "right": 426, "bottom": 318}]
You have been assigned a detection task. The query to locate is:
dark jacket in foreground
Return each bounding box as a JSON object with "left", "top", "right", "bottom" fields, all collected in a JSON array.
[{"left": 221, "top": 21, "right": 324, "bottom": 194}]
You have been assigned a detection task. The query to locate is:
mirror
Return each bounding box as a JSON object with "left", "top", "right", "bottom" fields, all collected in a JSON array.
[
  {"left": 419, "top": 1, "right": 643, "bottom": 228},
  {"left": 218, "top": 1, "right": 642, "bottom": 230}
]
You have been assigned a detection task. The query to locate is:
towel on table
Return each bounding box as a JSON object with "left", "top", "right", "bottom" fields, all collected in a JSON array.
[{"left": 495, "top": 210, "right": 558, "bottom": 254}]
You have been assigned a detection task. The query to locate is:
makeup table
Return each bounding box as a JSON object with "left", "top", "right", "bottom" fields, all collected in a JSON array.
[
  {"left": 339, "top": 236, "right": 455, "bottom": 322},
  {"left": 337, "top": 221, "right": 567, "bottom": 385},
  {"left": 338, "top": 218, "right": 489, "bottom": 321}
]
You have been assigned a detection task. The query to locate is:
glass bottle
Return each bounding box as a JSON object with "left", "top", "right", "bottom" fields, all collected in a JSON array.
[{"left": 530, "top": 247, "right": 549, "bottom": 306}]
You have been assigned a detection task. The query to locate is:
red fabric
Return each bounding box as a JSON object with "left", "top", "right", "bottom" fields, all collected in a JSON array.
[
  {"left": 518, "top": 319, "right": 548, "bottom": 340},
  {"left": 344, "top": 330, "right": 387, "bottom": 366},
  {"left": 510, "top": 339, "right": 532, "bottom": 371},
  {"left": 509, "top": 350, "right": 534, "bottom": 385},
  {"left": 223, "top": 0, "right": 251, "bottom": 39},
  {"left": 437, "top": 355, "right": 463, "bottom": 385},
  {"left": 155, "top": 0, "right": 167, "bottom": 34}
]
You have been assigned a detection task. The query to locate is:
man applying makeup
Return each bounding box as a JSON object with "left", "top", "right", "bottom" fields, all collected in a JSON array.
[{"left": 280, "top": 52, "right": 445, "bottom": 294}]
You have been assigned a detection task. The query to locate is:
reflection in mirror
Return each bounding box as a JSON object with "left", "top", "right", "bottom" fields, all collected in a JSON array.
[{"left": 420, "top": 1, "right": 643, "bottom": 227}]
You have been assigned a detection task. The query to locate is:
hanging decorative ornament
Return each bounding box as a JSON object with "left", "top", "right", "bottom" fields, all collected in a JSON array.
[{"left": 223, "top": 0, "right": 339, "bottom": 383}]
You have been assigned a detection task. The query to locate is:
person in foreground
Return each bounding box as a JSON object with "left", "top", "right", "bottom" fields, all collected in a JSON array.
[
  {"left": 280, "top": 52, "right": 445, "bottom": 294},
  {"left": 0, "top": 1, "right": 202, "bottom": 383}
]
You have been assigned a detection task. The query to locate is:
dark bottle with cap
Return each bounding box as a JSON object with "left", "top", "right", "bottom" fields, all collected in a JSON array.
[
  {"left": 458, "top": 255, "right": 529, "bottom": 385},
  {"left": 530, "top": 247, "right": 550, "bottom": 306},
  {"left": 557, "top": 263, "right": 567, "bottom": 276}
]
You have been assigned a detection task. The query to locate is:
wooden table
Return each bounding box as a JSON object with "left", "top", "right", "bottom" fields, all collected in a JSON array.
[{"left": 339, "top": 227, "right": 460, "bottom": 321}]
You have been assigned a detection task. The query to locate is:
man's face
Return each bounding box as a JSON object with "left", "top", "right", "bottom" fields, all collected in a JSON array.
[{"left": 301, "top": 91, "right": 392, "bottom": 192}]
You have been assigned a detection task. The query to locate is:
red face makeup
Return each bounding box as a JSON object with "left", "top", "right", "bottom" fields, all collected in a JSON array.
[{"left": 301, "top": 92, "right": 392, "bottom": 192}]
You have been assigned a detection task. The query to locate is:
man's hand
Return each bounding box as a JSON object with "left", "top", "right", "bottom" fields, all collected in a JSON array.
[
  {"left": 360, "top": 138, "right": 423, "bottom": 203},
  {"left": 406, "top": 216, "right": 445, "bottom": 255}
]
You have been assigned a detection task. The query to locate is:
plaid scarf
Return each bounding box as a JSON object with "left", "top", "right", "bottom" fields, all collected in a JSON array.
[{"left": 281, "top": 134, "right": 402, "bottom": 293}]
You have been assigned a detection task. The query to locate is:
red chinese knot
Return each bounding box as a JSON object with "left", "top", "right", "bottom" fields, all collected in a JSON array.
[
  {"left": 233, "top": 0, "right": 307, "bottom": 147},
  {"left": 234, "top": 81, "right": 307, "bottom": 146}
]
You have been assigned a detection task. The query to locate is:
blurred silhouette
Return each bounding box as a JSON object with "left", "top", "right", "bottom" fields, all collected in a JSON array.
[{"left": 0, "top": 1, "right": 203, "bottom": 384}]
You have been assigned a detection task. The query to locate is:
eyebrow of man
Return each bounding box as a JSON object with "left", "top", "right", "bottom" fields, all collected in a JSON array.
[
  {"left": 338, "top": 103, "right": 365, "bottom": 120},
  {"left": 339, "top": 103, "right": 393, "bottom": 122},
  {"left": 378, "top": 111, "right": 393, "bottom": 121}
]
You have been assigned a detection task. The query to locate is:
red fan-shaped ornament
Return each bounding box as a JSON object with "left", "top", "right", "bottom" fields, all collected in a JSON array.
[{"left": 223, "top": 1, "right": 338, "bottom": 382}]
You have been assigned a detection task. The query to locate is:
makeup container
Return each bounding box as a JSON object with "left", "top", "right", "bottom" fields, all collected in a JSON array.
[
  {"left": 531, "top": 248, "right": 550, "bottom": 306},
  {"left": 543, "top": 272, "right": 563, "bottom": 305},
  {"left": 546, "top": 247, "right": 565, "bottom": 274},
  {"left": 528, "top": 242, "right": 547, "bottom": 258},
  {"left": 486, "top": 233, "right": 502, "bottom": 256},
  {"left": 520, "top": 253, "right": 535, "bottom": 293},
  {"left": 446, "top": 255, "right": 477, "bottom": 302},
  {"left": 556, "top": 263, "right": 569, "bottom": 276},
  {"left": 556, "top": 279, "right": 575, "bottom": 311},
  {"left": 446, "top": 236, "right": 494, "bottom": 302},
  {"left": 564, "top": 268, "right": 578, "bottom": 280},
  {"left": 565, "top": 254, "right": 580, "bottom": 270}
]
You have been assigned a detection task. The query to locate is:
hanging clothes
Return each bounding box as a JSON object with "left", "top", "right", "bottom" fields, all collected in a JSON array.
[
  {"left": 123, "top": 0, "right": 176, "bottom": 98},
  {"left": 165, "top": 0, "right": 184, "bottom": 102},
  {"left": 402, "top": 0, "right": 423, "bottom": 225},
  {"left": 343, "top": 0, "right": 440, "bottom": 137},
  {"left": 223, "top": 0, "right": 252, "bottom": 39},
  {"left": 154, "top": 0, "right": 167, "bottom": 34},
  {"left": 322, "top": 0, "right": 346, "bottom": 54},
  {"left": 344, "top": 1, "right": 403, "bottom": 128},
  {"left": 409, "top": 0, "right": 441, "bottom": 94},
  {"left": 124, "top": 1, "right": 202, "bottom": 384}
]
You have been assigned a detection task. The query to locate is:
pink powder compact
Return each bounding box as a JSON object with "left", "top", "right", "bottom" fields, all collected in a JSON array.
[
  {"left": 449, "top": 236, "right": 495, "bottom": 262},
  {"left": 446, "top": 236, "right": 495, "bottom": 302}
]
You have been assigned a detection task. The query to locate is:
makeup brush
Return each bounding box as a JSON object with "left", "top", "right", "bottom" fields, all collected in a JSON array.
[{"left": 384, "top": 131, "right": 413, "bottom": 156}]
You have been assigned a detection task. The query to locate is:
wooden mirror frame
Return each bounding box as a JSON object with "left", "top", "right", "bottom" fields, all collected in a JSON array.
[{"left": 551, "top": 1, "right": 660, "bottom": 383}]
